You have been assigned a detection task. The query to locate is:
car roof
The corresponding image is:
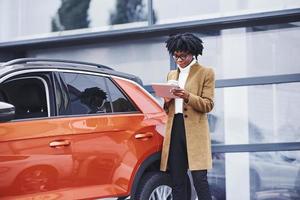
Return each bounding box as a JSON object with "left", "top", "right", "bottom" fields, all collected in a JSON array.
[{"left": 0, "top": 58, "right": 143, "bottom": 85}]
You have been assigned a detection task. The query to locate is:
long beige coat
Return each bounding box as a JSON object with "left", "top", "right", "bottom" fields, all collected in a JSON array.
[{"left": 160, "top": 62, "right": 215, "bottom": 171}]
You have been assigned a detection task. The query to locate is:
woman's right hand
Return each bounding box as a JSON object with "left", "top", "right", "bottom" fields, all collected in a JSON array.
[{"left": 164, "top": 97, "right": 172, "bottom": 103}]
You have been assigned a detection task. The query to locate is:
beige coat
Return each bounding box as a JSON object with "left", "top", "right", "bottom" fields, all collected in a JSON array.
[{"left": 160, "top": 62, "right": 215, "bottom": 171}]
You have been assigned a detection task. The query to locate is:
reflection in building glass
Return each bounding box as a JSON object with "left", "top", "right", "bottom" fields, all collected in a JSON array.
[{"left": 52, "top": 0, "right": 91, "bottom": 31}]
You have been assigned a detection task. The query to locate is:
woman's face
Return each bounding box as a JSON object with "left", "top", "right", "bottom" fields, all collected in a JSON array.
[{"left": 173, "top": 51, "right": 193, "bottom": 68}]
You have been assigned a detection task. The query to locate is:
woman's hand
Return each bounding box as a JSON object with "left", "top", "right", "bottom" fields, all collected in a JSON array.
[
  {"left": 164, "top": 97, "right": 172, "bottom": 103},
  {"left": 172, "top": 88, "right": 190, "bottom": 102}
]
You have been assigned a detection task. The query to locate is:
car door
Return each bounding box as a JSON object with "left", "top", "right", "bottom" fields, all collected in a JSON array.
[
  {"left": 0, "top": 72, "right": 75, "bottom": 199},
  {"left": 53, "top": 71, "right": 163, "bottom": 199}
]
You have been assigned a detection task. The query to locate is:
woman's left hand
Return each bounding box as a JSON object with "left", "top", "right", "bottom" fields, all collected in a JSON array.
[{"left": 172, "top": 88, "right": 190, "bottom": 102}]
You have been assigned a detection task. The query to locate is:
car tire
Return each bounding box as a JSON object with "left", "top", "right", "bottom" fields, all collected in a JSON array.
[{"left": 133, "top": 171, "right": 191, "bottom": 200}]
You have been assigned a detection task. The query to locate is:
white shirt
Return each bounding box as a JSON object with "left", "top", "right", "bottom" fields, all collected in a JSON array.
[{"left": 175, "top": 59, "right": 197, "bottom": 114}]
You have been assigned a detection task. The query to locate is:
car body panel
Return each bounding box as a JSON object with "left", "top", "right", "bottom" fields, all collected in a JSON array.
[
  {"left": 0, "top": 60, "right": 166, "bottom": 199},
  {"left": 0, "top": 112, "right": 166, "bottom": 199}
]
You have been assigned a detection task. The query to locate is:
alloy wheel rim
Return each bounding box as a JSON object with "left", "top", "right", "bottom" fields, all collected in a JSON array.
[{"left": 149, "top": 185, "right": 172, "bottom": 200}]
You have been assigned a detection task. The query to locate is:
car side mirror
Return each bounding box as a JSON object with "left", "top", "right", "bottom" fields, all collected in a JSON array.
[{"left": 0, "top": 101, "right": 15, "bottom": 122}]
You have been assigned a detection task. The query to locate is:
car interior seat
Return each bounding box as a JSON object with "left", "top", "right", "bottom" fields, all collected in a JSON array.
[{"left": 14, "top": 83, "right": 48, "bottom": 119}]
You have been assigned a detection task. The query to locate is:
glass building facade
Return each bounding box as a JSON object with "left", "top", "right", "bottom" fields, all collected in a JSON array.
[{"left": 0, "top": 1, "right": 300, "bottom": 200}]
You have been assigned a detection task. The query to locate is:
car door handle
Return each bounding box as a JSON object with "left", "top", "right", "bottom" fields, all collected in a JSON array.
[
  {"left": 135, "top": 132, "right": 153, "bottom": 140},
  {"left": 49, "top": 140, "right": 71, "bottom": 148}
]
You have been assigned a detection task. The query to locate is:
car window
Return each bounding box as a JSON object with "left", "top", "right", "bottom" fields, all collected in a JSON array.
[
  {"left": 0, "top": 77, "right": 49, "bottom": 120},
  {"left": 105, "top": 78, "right": 138, "bottom": 113},
  {"left": 59, "top": 72, "right": 112, "bottom": 115}
]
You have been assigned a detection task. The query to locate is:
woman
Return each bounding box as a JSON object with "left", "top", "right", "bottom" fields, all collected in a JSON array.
[{"left": 160, "top": 33, "right": 215, "bottom": 200}]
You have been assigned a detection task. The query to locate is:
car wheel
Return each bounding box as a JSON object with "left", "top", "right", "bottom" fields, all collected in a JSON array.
[{"left": 134, "top": 171, "right": 191, "bottom": 200}]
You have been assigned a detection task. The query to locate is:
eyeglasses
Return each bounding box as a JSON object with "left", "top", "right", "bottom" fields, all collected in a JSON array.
[{"left": 172, "top": 53, "right": 190, "bottom": 61}]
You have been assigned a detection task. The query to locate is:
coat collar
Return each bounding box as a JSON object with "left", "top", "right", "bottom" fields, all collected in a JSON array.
[
  {"left": 178, "top": 59, "right": 196, "bottom": 73},
  {"left": 175, "top": 61, "right": 201, "bottom": 82}
]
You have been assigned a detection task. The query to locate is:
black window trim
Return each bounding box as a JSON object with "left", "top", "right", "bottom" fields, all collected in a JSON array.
[
  {"left": 104, "top": 76, "right": 114, "bottom": 113},
  {"left": 51, "top": 72, "right": 60, "bottom": 116},
  {"left": 0, "top": 68, "right": 111, "bottom": 84},
  {"left": 52, "top": 71, "right": 67, "bottom": 116}
]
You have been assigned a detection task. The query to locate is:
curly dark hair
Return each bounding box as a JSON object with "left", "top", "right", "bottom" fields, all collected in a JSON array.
[
  {"left": 80, "top": 87, "right": 107, "bottom": 107},
  {"left": 165, "top": 33, "right": 204, "bottom": 60}
]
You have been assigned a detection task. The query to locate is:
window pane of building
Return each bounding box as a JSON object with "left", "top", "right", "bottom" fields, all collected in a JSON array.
[
  {"left": 210, "top": 82, "right": 300, "bottom": 144},
  {"left": 0, "top": 0, "right": 61, "bottom": 42},
  {"left": 209, "top": 151, "right": 300, "bottom": 200},
  {"left": 198, "top": 22, "right": 300, "bottom": 79},
  {"left": 0, "top": 0, "right": 148, "bottom": 42},
  {"left": 90, "top": 0, "right": 148, "bottom": 28},
  {"left": 153, "top": 0, "right": 300, "bottom": 24},
  {"left": 208, "top": 152, "right": 226, "bottom": 200}
]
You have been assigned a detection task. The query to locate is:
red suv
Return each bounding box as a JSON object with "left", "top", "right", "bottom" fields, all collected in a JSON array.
[{"left": 0, "top": 58, "right": 170, "bottom": 200}]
